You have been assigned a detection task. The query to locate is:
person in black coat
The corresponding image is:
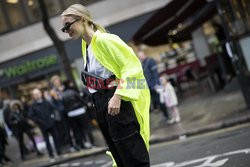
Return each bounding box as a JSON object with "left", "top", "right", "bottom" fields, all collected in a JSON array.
[
  {"left": 62, "top": 83, "right": 95, "bottom": 149},
  {"left": 49, "top": 89, "right": 73, "bottom": 148},
  {"left": 0, "top": 125, "right": 11, "bottom": 165},
  {"left": 29, "top": 88, "right": 61, "bottom": 158},
  {"left": 9, "top": 101, "right": 42, "bottom": 160},
  {"left": 138, "top": 50, "right": 169, "bottom": 119}
]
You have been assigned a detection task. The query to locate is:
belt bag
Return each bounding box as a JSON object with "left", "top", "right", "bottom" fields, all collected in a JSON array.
[{"left": 81, "top": 71, "right": 116, "bottom": 90}]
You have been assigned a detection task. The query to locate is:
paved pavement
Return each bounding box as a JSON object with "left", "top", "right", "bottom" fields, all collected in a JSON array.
[{"left": 3, "top": 78, "right": 250, "bottom": 167}]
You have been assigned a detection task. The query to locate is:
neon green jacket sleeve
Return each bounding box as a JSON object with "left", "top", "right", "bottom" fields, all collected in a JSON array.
[{"left": 93, "top": 33, "right": 147, "bottom": 101}]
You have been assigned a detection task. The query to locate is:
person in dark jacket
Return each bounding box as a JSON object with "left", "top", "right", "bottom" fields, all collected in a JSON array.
[
  {"left": 62, "top": 83, "right": 95, "bottom": 149},
  {"left": 49, "top": 89, "right": 72, "bottom": 148},
  {"left": 50, "top": 75, "right": 75, "bottom": 150},
  {"left": 0, "top": 125, "right": 11, "bottom": 165},
  {"left": 138, "top": 50, "right": 169, "bottom": 119},
  {"left": 9, "top": 101, "right": 42, "bottom": 160},
  {"left": 29, "top": 88, "right": 61, "bottom": 158}
]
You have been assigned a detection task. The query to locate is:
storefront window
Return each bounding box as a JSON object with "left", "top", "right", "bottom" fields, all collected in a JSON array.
[
  {"left": 231, "top": 0, "right": 250, "bottom": 32},
  {"left": 0, "top": 5, "right": 8, "bottom": 33},
  {"left": 23, "top": 0, "right": 41, "bottom": 22},
  {"left": 5, "top": 0, "right": 27, "bottom": 29},
  {"left": 220, "top": 0, "right": 250, "bottom": 37},
  {"left": 44, "top": 0, "right": 62, "bottom": 17}
]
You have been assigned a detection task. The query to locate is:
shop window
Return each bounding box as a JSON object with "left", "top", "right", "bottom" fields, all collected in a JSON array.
[
  {"left": 44, "top": 0, "right": 62, "bottom": 17},
  {"left": 231, "top": 0, "right": 250, "bottom": 32},
  {"left": 4, "top": 0, "right": 27, "bottom": 29},
  {"left": 0, "top": 5, "right": 8, "bottom": 33},
  {"left": 220, "top": 0, "right": 250, "bottom": 36},
  {"left": 23, "top": 0, "right": 41, "bottom": 22}
]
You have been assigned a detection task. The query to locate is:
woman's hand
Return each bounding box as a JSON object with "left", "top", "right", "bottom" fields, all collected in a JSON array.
[{"left": 108, "top": 94, "right": 122, "bottom": 116}]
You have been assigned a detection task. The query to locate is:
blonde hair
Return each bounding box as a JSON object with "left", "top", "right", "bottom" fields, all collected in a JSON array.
[
  {"left": 50, "top": 75, "right": 61, "bottom": 85},
  {"left": 61, "top": 4, "right": 106, "bottom": 33}
]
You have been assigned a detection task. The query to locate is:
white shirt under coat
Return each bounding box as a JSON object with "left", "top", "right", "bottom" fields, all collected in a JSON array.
[{"left": 85, "top": 44, "right": 113, "bottom": 93}]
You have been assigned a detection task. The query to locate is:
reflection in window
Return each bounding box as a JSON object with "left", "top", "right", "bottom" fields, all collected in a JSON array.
[
  {"left": 0, "top": 5, "right": 8, "bottom": 32},
  {"left": 221, "top": 0, "right": 250, "bottom": 36},
  {"left": 220, "top": 0, "right": 237, "bottom": 36},
  {"left": 231, "top": 0, "right": 250, "bottom": 32},
  {"left": 5, "top": 0, "right": 27, "bottom": 29},
  {"left": 230, "top": 0, "right": 247, "bottom": 35},
  {"left": 23, "top": 0, "right": 41, "bottom": 22},
  {"left": 44, "top": 0, "right": 62, "bottom": 17}
]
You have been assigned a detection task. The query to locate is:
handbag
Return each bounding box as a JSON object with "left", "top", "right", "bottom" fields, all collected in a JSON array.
[{"left": 81, "top": 71, "right": 116, "bottom": 91}]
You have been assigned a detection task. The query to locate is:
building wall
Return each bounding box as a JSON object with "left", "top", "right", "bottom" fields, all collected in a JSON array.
[
  {"left": 192, "top": 27, "right": 211, "bottom": 66},
  {"left": 0, "top": 0, "right": 167, "bottom": 63}
]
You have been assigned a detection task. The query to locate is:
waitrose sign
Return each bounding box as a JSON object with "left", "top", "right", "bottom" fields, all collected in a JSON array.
[{"left": 0, "top": 55, "right": 58, "bottom": 78}]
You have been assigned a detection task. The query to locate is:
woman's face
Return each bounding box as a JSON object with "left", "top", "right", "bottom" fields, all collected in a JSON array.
[
  {"left": 53, "top": 78, "right": 61, "bottom": 88},
  {"left": 160, "top": 76, "right": 167, "bottom": 85},
  {"left": 61, "top": 16, "right": 84, "bottom": 39}
]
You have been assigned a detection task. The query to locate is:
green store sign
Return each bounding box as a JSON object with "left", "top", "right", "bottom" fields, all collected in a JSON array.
[{"left": 2, "top": 55, "right": 58, "bottom": 78}]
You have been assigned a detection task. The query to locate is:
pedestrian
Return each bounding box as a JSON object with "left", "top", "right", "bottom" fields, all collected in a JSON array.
[
  {"left": 9, "top": 101, "right": 42, "bottom": 160},
  {"left": 20, "top": 96, "right": 31, "bottom": 119},
  {"left": 0, "top": 122, "right": 11, "bottom": 165},
  {"left": 61, "top": 81, "right": 95, "bottom": 149},
  {"left": 138, "top": 50, "right": 168, "bottom": 114},
  {"left": 50, "top": 75, "right": 78, "bottom": 151},
  {"left": 160, "top": 75, "right": 181, "bottom": 124},
  {"left": 61, "top": 4, "right": 150, "bottom": 167},
  {"left": 29, "top": 88, "right": 61, "bottom": 159},
  {"left": 155, "top": 87, "right": 170, "bottom": 122}
]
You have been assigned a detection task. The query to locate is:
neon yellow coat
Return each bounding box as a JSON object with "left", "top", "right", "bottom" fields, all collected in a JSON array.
[{"left": 81, "top": 31, "right": 150, "bottom": 150}]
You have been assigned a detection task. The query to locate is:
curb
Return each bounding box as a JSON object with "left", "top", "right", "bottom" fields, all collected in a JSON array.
[
  {"left": 149, "top": 114, "right": 250, "bottom": 144},
  {"left": 40, "top": 147, "right": 108, "bottom": 167},
  {"left": 42, "top": 114, "right": 250, "bottom": 166}
]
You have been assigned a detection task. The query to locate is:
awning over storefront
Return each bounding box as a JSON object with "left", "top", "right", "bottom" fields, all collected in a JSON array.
[{"left": 133, "top": 0, "right": 216, "bottom": 46}]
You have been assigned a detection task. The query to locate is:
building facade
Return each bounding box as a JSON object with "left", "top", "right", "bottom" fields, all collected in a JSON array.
[{"left": 0, "top": 0, "right": 168, "bottom": 97}]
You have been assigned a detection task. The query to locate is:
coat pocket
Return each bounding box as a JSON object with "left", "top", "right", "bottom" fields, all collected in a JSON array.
[{"left": 106, "top": 100, "right": 139, "bottom": 142}]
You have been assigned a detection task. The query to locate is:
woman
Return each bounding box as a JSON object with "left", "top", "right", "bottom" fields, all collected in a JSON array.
[
  {"left": 61, "top": 4, "right": 150, "bottom": 167},
  {"left": 9, "top": 101, "right": 42, "bottom": 160},
  {"left": 0, "top": 125, "right": 11, "bottom": 165}
]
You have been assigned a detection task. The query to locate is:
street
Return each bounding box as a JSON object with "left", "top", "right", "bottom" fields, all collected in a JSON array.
[{"left": 53, "top": 123, "right": 250, "bottom": 167}]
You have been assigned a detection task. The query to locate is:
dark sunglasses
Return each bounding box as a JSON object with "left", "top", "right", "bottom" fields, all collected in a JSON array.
[{"left": 61, "top": 19, "right": 79, "bottom": 33}]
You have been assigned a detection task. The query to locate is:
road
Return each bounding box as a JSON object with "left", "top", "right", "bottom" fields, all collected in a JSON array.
[{"left": 53, "top": 123, "right": 250, "bottom": 167}]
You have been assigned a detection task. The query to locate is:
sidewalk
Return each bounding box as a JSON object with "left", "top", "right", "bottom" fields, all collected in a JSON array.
[
  {"left": 150, "top": 78, "right": 250, "bottom": 143},
  {"left": 4, "top": 78, "right": 250, "bottom": 167}
]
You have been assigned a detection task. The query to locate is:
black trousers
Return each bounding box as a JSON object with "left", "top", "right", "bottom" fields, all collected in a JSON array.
[
  {"left": 0, "top": 142, "right": 10, "bottom": 163},
  {"left": 69, "top": 113, "right": 94, "bottom": 148},
  {"left": 92, "top": 88, "right": 150, "bottom": 167},
  {"left": 150, "top": 88, "right": 161, "bottom": 111},
  {"left": 40, "top": 126, "right": 61, "bottom": 157},
  {"left": 12, "top": 126, "right": 39, "bottom": 159}
]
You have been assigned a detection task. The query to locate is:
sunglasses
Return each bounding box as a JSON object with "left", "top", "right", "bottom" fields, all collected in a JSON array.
[{"left": 61, "top": 19, "right": 79, "bottom": 33}]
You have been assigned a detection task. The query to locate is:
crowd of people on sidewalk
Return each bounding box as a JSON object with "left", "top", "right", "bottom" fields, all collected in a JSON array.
[
  {"left": 0, "top": 54, "right": 182, "bottom": 166},
  {"left": 0, "top": 75, "right": 96, "bottom": 163}
]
